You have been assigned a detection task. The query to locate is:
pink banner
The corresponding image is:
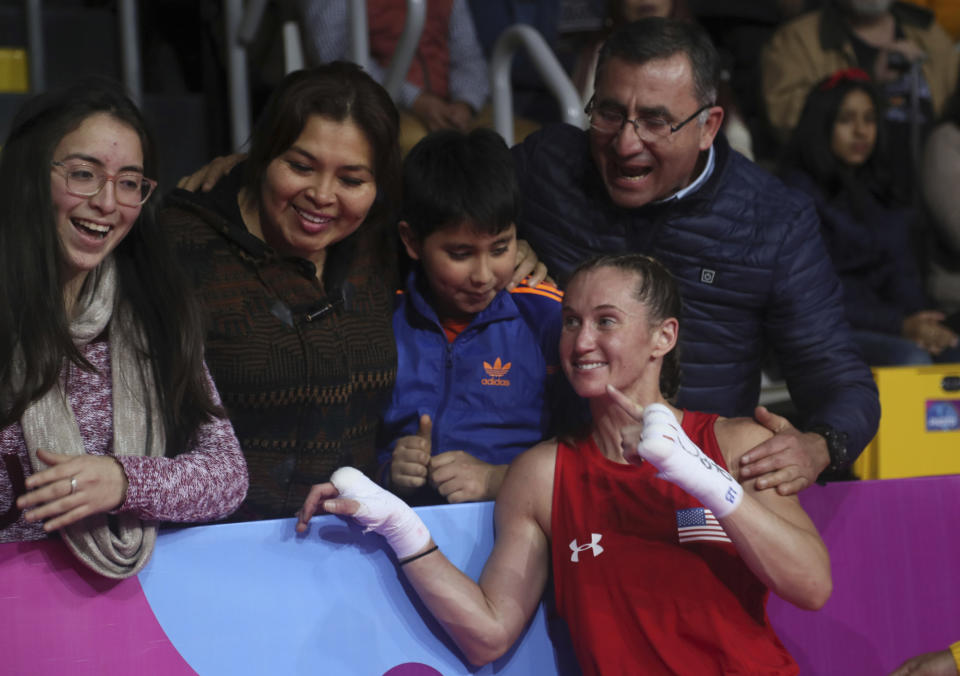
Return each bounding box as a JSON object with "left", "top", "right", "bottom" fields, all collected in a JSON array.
[{"left": 0, "top": 538, "right": 194, "bottom": 675}]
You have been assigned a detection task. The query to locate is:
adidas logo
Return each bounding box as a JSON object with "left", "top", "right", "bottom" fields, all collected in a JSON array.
[{"left": 482, "top": 357, "right": 511, "bottom": 386}]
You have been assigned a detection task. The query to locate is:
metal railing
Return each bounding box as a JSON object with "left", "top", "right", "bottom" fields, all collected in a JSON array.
[
  {"left": 225, "top": 0, "right": 251, "bottom": 150},
  {"left": 490, "top": 24, "right": 584, "bottom": 146},
  {"left": 379, "top": 0, "right": 424, "bottom": 100},
  {"left": 22, "top": 0, "right": 143, "bottom": 106},
  {"left": 24, "top": 0, "right": 44, "bottom": 92},
  {"left": 225, "top": 0, "right": 583, "bottom": 150},
  {"left": 225, "top": 0, "right": 427, "bottom": 151}
]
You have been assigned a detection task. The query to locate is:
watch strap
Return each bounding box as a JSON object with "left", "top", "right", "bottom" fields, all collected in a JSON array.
[{"left": 808, "top": 423, "right": 850, "bottom": 473}]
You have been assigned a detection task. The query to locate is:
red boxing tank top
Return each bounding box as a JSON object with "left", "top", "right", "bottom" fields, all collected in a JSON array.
[{"left": 550, "top": 410, "right": 798, "bottom": 676}]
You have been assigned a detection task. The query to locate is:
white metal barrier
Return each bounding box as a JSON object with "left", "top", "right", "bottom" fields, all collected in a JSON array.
[
  {"left": 225, "top": 1, "right": 583, "bottom": 151},
  {"left": 489, "top": 23, "right": 584, "bottom": 146},
  {"left": 22, "top": 0, "right": 143, "bottom": 106}
]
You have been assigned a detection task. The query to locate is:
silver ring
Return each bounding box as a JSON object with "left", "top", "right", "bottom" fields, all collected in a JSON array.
[{"left": 69, "top": 477, "right": 78, "bottom": 495}]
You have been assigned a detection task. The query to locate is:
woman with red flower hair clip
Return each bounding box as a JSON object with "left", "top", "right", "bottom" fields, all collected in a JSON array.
[{"left": 779, "top": 70, "right": 960, "bottom": 365}]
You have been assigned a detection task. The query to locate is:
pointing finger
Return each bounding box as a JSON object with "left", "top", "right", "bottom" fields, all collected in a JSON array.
[{"left": 606, "top": 384, "right": 644, "bottom": 421}]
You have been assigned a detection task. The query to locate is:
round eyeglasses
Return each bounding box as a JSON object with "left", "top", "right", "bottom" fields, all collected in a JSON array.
[
  {"left": 52, "top": 160, "right": 157, "bottom": 207},
  {"left": 585, "top": 97, "right": 712, "bottom": 142}
]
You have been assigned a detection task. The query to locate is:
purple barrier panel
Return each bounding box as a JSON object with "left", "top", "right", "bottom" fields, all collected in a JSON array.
[
  {"left": 769, "top": 475, "right": 960, "bottom": 675},
  {"left": 0, "top": 538, "right": 195, "bottom": 676}
]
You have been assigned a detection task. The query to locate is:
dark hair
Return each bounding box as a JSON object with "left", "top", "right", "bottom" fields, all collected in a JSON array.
[
  {"left": 596, "top": 17, "right": 719, "bottom": 108},
  {"left": 0, "top": 77, "right": 221, "bottom": 454},
  {"left": 779, "top": 72, "right": 901, "bottom": 213},
  {"left": 400, "top": 128, "right": 519, "bottom": 241},
  {"left": 242, "top": 62, "right": 401, "bottom": 238},
  {"left": 569, "top": 254, "right": 682, "bottom": 398}
]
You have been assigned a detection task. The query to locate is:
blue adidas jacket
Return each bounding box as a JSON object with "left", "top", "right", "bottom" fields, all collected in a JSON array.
[
  {"left": 513, "top": 124, "right": 880, "bottom": 458},
  {"left": 377, "top": 269, "right": 574, "bottom": 481}
]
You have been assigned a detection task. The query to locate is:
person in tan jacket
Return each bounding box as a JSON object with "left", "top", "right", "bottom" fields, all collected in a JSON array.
[
  {"left": 762, "top": 0, "right": 958, "bottom": 141},
  {"left": 762, "top": 0, "right": 958, "bottom": 197}
]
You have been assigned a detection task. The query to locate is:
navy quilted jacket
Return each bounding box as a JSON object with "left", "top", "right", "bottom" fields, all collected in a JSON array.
[{"left": 513, "top": 124, "right": 879, "bottom": 457}]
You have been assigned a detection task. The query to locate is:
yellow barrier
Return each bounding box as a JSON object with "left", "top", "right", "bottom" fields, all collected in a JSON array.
[
  {"left": 0, "top": 47, "right": 28, "bottom": 92},
  {"left": 854, "top": 364, "right": 960, "bottom": 479}
]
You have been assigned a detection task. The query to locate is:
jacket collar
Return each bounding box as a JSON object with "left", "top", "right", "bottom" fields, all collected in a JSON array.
[
  {"left": 639, "top": 132, "right": 733, "bottom": 214},
  {"left": 689, "top": 131, "right": 732, "bottom": 206},
  {"left": 653, "top": 144, "right": 716, "bottom": 204},
  {"left": 404, "top": 267, "right": 519, "bottom": 332},
  {"left": 168, "top": 163, "right": 270, "bottom": 260}
]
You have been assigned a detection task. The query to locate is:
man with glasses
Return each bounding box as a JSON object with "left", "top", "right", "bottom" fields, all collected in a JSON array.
[{"left": 513, "top": 17, "right": 879, "bottom": 495}]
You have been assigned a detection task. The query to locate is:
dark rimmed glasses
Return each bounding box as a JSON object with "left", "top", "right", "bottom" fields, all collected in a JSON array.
[
  {"left": 52, "top": 160, "right": 157, "bottom": 207},
  {"left": 585, "top": 96, "right": 712, "bottom": 143}
]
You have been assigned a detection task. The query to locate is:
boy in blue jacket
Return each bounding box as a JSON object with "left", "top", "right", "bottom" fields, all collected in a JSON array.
[{"left": 380, "top": 128, "right": 577, "bottom": 505}]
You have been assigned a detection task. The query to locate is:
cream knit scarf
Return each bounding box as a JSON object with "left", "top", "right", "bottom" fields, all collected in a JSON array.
[{"left": 19, "top": 257, "right": 162, "bottom": 579}]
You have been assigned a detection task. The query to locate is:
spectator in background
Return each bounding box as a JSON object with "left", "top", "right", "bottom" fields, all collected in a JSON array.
[
  {"left": 299, "top": 0, "right": 492, "bottom": 154},
  {"left": 779, "top": 69, "right": 960, "bottom": 365},
  {"left": 513, "top": 18, "right": 879, "bottom": 494},
  {"left": 0, "top": 79, "right": 248, "bottom": 576},
  {"left": 762, "top": 0, "right": 959, "bottom": 195},
  {"left": 921, "top": 88, "right": 960, "bottom": 316}
]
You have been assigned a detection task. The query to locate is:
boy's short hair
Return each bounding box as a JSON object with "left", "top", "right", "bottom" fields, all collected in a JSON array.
[{"left": 401, "top": 128, "right": 520, "bottom": 240}]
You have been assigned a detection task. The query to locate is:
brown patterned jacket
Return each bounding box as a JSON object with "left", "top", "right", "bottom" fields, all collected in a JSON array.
[{"left": 161, "top": 169, "right": 397, "bottom": 521}]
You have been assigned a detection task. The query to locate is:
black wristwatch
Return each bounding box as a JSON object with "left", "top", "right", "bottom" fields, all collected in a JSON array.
[{"left": 808, "top": 423, "right": 850, "bottom": 474}]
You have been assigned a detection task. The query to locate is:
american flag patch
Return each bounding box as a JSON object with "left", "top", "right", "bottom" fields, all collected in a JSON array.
[{"left": 676, "top": 507, "right": 731, "bottom": 544}]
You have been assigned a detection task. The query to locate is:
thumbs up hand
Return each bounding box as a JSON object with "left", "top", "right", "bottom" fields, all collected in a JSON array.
[{"left": 391, "top": 414, "right": 433, "bottom": 495}]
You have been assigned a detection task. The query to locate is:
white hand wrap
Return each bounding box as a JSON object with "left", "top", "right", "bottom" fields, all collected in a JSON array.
[
  {"left": 330, "top": 467, "right": 431, "bottom": 559},
  {"left": 632, "top": 404, "right": 743, "bottom": 518}
]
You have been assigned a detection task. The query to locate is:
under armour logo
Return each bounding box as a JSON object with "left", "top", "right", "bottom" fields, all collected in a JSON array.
[
  {"left": 700, "top": 268, "right": 716, "bottom": 284},
  {"left": 569, "top": 533, "right": 604, "bottom": 562},
  {"left": 725, "top": 486, "right": 739, "bottom": 505}
]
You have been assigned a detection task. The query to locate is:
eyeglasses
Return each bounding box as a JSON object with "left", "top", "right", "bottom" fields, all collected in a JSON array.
[
  {"left": 51, "top": 160, "right": 157, "bottom": 207},
  {"left": 585, "top": 96, "right": 712, "bottom": 142}
]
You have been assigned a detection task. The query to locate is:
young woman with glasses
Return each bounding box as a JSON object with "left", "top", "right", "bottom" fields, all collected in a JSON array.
[{"left": 0, "top": 78, "right": 249, "bottom": 578}]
